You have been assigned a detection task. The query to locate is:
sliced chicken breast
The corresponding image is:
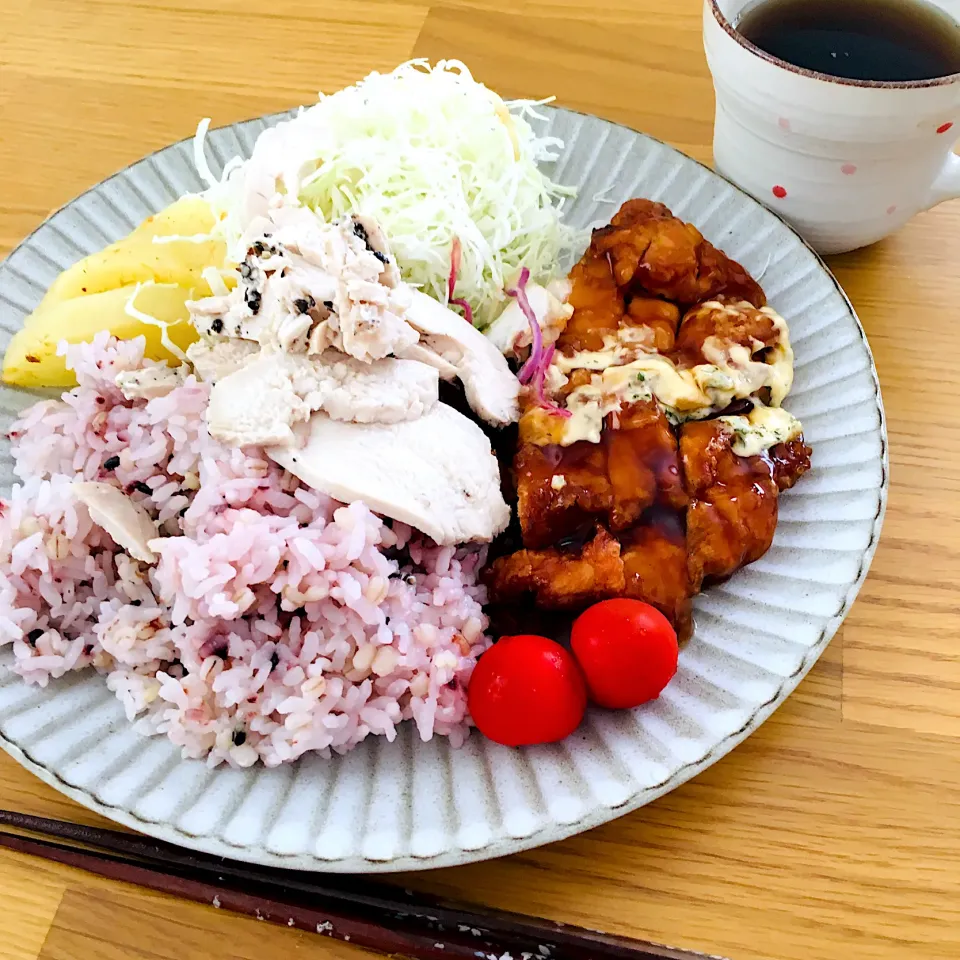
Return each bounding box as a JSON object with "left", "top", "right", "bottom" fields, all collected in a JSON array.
[
  {"left": 187, "top": 338, "right": 260, "bottom": 383},
  {"left": 206, "top": 350, "right": 439, "bottom": 447},
  {"left": 316, "top": 355, "right": 438, "bottom": 424},
  {"left": 115, "top": 365, "right": 187, "bottom": 401},
  {"left": 187, "top": 216, "right": 417, "bottom": 363},
  {"left": 206, "top": 353, "right": 307, "bottom": 447},
  {"left": 267, "top": 404, "right": 510, "bottom": 545},
  {"left": 72, "top": 482, "right": 159, "bottom": 563},
  {"left": 399, "top": 290, "right": 520, "bottom": 427},
  {"left": 396, "top": 342, "right": 459, "bottom": 380},
  {"left": 349, "top": 214, "right": 401, "bottom": 288}
]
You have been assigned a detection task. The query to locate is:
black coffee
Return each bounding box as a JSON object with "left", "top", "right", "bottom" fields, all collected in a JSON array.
[{"left": 735, "top": 0, "right": 960, "bottom": 82}]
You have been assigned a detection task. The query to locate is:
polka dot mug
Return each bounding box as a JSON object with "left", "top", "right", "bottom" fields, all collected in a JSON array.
[{"left": 704, "top": 0, "right": 960, "bottom": 254}]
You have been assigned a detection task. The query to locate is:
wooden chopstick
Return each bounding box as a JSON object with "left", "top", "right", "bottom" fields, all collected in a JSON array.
[{"left": 0, "top": 811, "right": 726, "bottom": 960}]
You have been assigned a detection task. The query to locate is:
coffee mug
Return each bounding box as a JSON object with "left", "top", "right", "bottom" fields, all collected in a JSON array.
[{"left": 703, "top": 0, "right": 960, "bottom": 254}]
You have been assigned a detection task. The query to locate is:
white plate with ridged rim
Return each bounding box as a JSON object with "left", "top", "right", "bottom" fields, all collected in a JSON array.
[{"left": 0, "top": 106, "right": 886, "bottom": 872}]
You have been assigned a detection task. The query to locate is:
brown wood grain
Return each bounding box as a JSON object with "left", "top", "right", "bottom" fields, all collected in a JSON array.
[
  {"left": 1, "top": 1, "right": 958, "bottom": 958},
  {"left": 36, "top": 884, "right": 371, "bottom": 960}
]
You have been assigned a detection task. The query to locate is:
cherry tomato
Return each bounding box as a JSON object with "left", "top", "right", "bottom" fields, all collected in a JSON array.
[
  {"left": 570, "top": 599, "right": 678, "bottom": 709},
  {"left": 468, "top": 634, "right": 587, "bottom": 746}
]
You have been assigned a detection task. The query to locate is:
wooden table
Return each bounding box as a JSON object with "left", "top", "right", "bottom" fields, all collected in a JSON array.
[{"left": 1, "top": 1, "right": 959, "bottom": 958}]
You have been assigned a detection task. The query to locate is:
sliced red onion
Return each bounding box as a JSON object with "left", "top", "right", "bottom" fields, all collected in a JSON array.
[
  {"left": 543, "top": 402, "right": 572, "bottom": 420},
  {"left": 507, "top": 269, "right": 569, "bottom": 418},
  {"left": 447, "top": 237, "right": 462, "bottom": 301},
  {"left": 535, "top": 343, "right": 555, "bottom": 396},
  {"left": 506, "top": 267, "right": 573, "bottom": 419},
  {"left": 450, "top": 297, "right": 474, "bottom": 326},
  {"left": 533, "top": 346, "right": 571, "bottom": 419},
  {"left": 446, "top": 238, "right": 476, "bottom": 325},
  {"left": 532, "top": 342, "right": 555, "bottom": 406},
  {"left": 506, "top": 267, "right": 543, "bottom": 386}
]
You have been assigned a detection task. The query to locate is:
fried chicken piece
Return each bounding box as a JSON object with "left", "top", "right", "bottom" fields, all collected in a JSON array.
[
  {"left": 558, "top": 250, "right": 624, "bottom": 354},
  {"left": 515, "top": 440, "right": 613, "bottom": 550},
  {"left": 673, "top": 300, "right": 782, "bottom": 368},
  {"left": 515, "top": 401, "right": 686, "bottom": 549},
  {"left": 624, "top": 296, "right": 681, "bottom": 353},
  {"left": 486, "top": 526, "right": 626, "bottom": 609},
  {"left": 591, "top": 199, "right": 765, "bottom": 307},
  {"left": 488, "top": 198, "right": 809, "bottom": 640},
  {"left": 680, "top": 420, "right": 780, "bottom": 592},
  {"left": 768, "top": 438, "right": 812, "bottom": 491},
  {"left": 611, "top": 400, "right": 688, "bottom": 516},
  {"left": 621, "top": 508, "right": 694, "bottom": 641},
  {"left": 554, "top": 368, "right": 595, "bottom": 402}
]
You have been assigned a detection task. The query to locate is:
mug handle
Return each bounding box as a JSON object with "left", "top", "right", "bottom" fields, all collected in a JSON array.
[{"left": 928, "top": 150, "right": 960, "bottom": 207}]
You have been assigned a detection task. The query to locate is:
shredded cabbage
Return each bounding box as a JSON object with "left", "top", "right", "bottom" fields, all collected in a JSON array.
[{"left": 196, "top": 60, "right": 576, "bottom": 328}]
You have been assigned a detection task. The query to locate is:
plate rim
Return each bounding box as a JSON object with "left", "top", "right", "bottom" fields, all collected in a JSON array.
[{"left": 0, "top": 105, "right": 889, "bottom": 872}]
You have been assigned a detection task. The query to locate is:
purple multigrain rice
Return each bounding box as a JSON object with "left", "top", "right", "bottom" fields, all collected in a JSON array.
[{"left": 0, "top": 334, "right": 490, "bottom": 767}]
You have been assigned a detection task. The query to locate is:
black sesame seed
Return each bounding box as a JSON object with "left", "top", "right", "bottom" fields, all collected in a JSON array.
[
  {"left": 293, "top": 298, "right": 310, "bottom": 314},
  {"left": 232, "top": 730, "right": 247, "bottom": 747},
  {"left": 373, "top": 250, "right": 389, "bottom": 265},
  {"left": 352, "top": 220, "right": 371, "bottom": 248},
  {"left": 26, "top": 629, "right": 43, "bottom": 645},
  {"left": 132, "top": 481, "right": 153, "bottom": 496},
  {"left": 211, "top": 318, "right": 224, "bottom": 334},
  {"left": 103, "top": 455, "right": 121, "bottom": 471},
  {"left": 323, "top": 300, "right": 333, "bottom": 310},
  {"left": 130, "top": 600, "right": 142, "bottom": 607},
  {"left": 269, "top": 652, "right": 280, "bottom": 670},
  {"left": 245, "top": 288, "right": 262, "bottom": 314}
]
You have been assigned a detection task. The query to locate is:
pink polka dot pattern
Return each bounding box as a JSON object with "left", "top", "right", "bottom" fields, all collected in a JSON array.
[
  {"left": 887, "top": 205, "right": 897, "bottom": 215},
  {"left": 772, "top": 185, "right": 787, "bottom": 199},
  {"left": 841, "top": 164, "right": 857, "bottom": 176},
  {"left": 778, "top": 117, "right": 791, "bottom": 132}
]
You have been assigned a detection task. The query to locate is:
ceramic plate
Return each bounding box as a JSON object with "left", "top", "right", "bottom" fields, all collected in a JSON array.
[{"left": 0, "top": 107, "right": 887, "bottom": 872}]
